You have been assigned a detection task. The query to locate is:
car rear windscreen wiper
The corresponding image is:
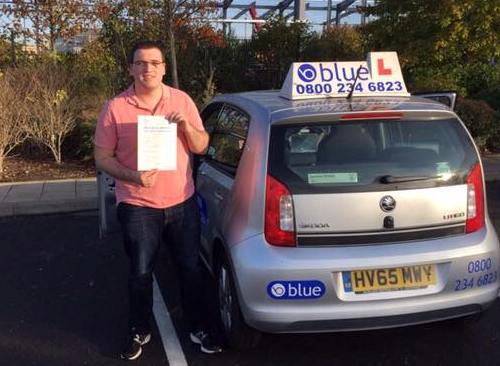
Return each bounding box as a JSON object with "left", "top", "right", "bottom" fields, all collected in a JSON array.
[{"left": 379, "top": 175, "right": 442, "bottom": 184}]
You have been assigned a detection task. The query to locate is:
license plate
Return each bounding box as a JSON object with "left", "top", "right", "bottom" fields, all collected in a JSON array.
[{"left": 343, "top": 264, "right": 436, "bottom": 294}]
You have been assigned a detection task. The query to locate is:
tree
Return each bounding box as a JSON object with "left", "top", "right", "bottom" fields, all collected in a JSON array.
[
  {"left": 73, "top": 38, "right": 120, "bottom": 100},
  {"left": 363, "top": 0, "right": 500, "bottom": 95},
  {"left": 0, "top": 35, "right": 12, "bottom": 68},
  {"left": 2, "top": 0, "right": 97, "bottom": 52},
  {"left": 158, "top": 0, "right": 216, "bottom": 89},
  {"left": 248, "top": 16, "right": 313, "bottom": 89},
  {"left": 0, "top": 68, "right": 31, "bottom": 173},
  {"left": 174, "top": 23, "right": 225, "bottom": 104},
  {"left": 207, "top": 35, "right": 254, "bottom": 94},
  {"left": 305, "top": 25, "right": 366, "bottom": 62},
  {"left": 26, "top": 60, "right": 80, "bottom": 164},
  {"left": 60, "top": 39, "right": 121, "bottom": 161},
  {"left": 98, "top": 0, "right": 216, "bottom": 89}
]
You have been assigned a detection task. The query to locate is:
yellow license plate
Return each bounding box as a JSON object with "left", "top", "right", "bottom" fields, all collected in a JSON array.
[{"left": 344, "top": 264, "right": 437, "bottom": 294}]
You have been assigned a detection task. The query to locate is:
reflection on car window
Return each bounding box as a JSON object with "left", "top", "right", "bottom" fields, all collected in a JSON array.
[
  {"left": 202, "top": 104, "right": 223, "bottom": 134},
  {"left": 208, "top": 105, "right": 249, "bottom": 170},
  {"left": 217, "top": 108, "right": 249, "bottom": 137},
  {"left": 209, "top": 134, "right": 244, "bottom": 167},
  {"left": 287, "top": 127, "right": 329, "bottom": 153}
]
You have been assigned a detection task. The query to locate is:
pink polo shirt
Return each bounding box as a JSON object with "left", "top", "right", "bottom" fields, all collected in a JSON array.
[{"left": 94, "top": 84, "right": 204, "bottom": 209}]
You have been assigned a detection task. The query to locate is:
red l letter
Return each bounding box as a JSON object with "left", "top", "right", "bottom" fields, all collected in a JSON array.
[{"left": 377, "top": 59, "right": 392, "bottom": 75}]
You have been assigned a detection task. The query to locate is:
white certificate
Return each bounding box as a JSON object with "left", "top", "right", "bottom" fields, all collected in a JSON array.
[{"left": 137, "top": 115, "right": 177, "bottom": 171}]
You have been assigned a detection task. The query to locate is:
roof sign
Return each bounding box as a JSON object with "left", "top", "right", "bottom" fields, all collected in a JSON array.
[{"left": 280, "top": 52, "right": 410, "bottom": 100}]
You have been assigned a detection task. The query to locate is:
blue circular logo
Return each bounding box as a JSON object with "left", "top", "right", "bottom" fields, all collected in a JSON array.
[
  {"left": 297, "top": 64, "right": 317, "bottom": 82},
  {"left": 270, "top": 283, "right": 286, "bottom": 297}
]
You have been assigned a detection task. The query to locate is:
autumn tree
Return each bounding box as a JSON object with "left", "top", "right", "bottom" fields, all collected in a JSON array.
[
  {"left": 174, "top": 23, "right": 225, "bottom": 105},
  {"left": 363, "top": 0, "right": 500, "bottom": 95},
  {"left": 2, "top": 0, "right": 97, "bottom": 52},
  {"left": 153, "top": 0, "right": 216, "bottom": 89},
  {"left": 26, "top": 60, "right": 80, "bottom": 164},
  {"left": 98, "top": 0, "right": 216, "bottom": 89},
  {"left": 0, "top": 68, "right": 31, "bottom": 173}
]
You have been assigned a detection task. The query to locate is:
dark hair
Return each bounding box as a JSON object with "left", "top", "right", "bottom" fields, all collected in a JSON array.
[{"left": 128, "top": 40, "right": 165, "bottom": 64}]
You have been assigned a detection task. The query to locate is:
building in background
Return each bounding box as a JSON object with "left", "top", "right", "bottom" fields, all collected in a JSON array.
[{"left": 55, "top": 29, "right": 98, "bottom": 54}]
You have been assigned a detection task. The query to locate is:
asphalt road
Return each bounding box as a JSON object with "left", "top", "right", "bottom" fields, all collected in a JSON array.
[{"left": 0, "top": 180, "right": 499, "bottom": 366}]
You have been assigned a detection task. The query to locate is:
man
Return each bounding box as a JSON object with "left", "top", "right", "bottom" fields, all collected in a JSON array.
[{"left": 94, "top": 40, "right": 221, "bottom": 360}]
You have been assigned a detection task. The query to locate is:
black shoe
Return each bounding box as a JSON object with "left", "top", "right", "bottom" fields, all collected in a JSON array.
[
  {"left": 120, "top": 333, "right": 151, "bottom": 360},
  {"left": 190, "top": 330, "right": 223, "bottom": 354}
]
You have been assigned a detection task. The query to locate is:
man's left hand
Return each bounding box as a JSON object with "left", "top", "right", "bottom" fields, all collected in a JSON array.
[
  {"left": 168, "top": 112, "right": 193, "bottom": 134},
  {"left": 167, "top": 111, "right": 208, "bottom": 154}
]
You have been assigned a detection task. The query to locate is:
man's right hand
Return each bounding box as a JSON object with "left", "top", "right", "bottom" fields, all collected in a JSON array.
[
  {"left": 136, "top": 170, "right": 159, "bottom": 187},
  {"left": 95, "top": 146, "right": 160, "bottom": 188}
]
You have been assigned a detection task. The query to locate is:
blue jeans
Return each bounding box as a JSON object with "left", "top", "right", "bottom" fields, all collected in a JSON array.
[{"left": 117, "top": 195, "right": 203, "bottom": 334}]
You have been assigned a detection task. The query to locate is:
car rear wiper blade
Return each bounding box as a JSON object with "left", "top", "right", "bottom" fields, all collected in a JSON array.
[{"left": 379, "top": 175, "right": 441, "bottom": 184}]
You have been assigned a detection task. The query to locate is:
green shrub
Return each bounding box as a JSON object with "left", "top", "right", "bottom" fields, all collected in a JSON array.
[
  {"left": 62, "top": 119, "right": 96, "bottom": 161},
  {"left": 487, "top": 121, "right": 500, "bottom": 152},
  {"left": 455, "top": 97, "right": 500, "bottom": 152},
  {"left": 407, "top": 66, "right": 466, "bottom": 96},
  {"left": 475, "top": 84, "right": 500, "bottom": 113}
]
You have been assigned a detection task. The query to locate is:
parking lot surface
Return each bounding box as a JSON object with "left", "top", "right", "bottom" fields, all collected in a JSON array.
[{"left": 0, "top": 179, "right": 499, "bottom": 365}]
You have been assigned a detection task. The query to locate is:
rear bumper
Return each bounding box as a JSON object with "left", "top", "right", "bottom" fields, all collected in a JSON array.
[
  {"left": 281, "top": 304, "right": 483, "bottom": 332},
  {"left": 228, "top": 226, "right": 500, "bottom": 333},
  {"left": 245, "top": 288, "right": 497, "bottom": 333}
]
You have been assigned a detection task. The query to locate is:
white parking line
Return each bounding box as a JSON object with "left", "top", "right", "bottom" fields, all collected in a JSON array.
[{"left": 153, "top": 276, "right": 189, "bottom": 366}]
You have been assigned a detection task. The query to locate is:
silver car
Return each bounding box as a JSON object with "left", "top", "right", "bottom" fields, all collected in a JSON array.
[{"left": 195, "top": 92, "right": 500, "bottom": 349}]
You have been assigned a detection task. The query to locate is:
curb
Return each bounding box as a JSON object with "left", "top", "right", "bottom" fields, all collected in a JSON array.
[
  {"left": 0, "top": 177, "right": 96, "bottom": 187},
  {"left": 0, "top": 197, "right": 97, "bottom": 217}
]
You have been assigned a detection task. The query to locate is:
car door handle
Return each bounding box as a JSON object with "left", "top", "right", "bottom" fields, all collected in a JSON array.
[{"left": 214, "top": 191, "right": 224, "bottom": 201}]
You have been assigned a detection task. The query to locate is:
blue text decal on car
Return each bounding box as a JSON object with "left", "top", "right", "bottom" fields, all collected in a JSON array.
[
  {"left": 195, "top": 192, "right": 208, "bottom": 226},
  {"left": 267, "top": 280, "right": 326, "bottom": 300}
]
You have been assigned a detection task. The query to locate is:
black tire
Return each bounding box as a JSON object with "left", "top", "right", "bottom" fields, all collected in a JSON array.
[{"left": 216, "top": 254, "right": 262, "bottom": 350}]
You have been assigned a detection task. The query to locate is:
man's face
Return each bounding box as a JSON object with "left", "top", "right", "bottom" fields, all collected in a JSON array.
[{"left": 129, "top": 47, "right": 166, "bottom": 91}]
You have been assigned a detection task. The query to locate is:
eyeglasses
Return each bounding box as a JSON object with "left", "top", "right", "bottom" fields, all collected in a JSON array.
[{"left": 133, "top": 60, "right": 164, "bottom": 68}]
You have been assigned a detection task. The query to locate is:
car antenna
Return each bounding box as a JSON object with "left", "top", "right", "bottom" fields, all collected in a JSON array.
[{"left": 346, "top": 65, "right": 363, "bottom": 100}]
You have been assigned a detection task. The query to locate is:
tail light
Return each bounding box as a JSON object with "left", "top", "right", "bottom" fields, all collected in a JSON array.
[
  {"left": 265, "top": 175, "right": 296, "bottom": 246},
  {"left": 465, "top": 163, "right": 485, "bottom": 233}
]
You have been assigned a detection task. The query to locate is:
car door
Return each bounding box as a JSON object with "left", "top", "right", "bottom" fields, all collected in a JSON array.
[
  {"left": 195, "top": 102, "right": 224, "bottom": 249},
  {"left": 196, "top": 103, "right": 250, "bottom": 262}
]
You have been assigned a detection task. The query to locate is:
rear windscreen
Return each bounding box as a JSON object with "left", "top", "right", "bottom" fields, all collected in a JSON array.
[{"left": 268, "top": 118, "right": 478, "bottom": 193}]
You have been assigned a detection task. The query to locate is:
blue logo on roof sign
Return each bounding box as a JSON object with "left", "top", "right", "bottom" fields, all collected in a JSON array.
[
  {"left": 297, "top": 64, "right": 317, "bottom": 82},
  {"left": 267, "top": 280, "right": 326, "bottom": 300}
]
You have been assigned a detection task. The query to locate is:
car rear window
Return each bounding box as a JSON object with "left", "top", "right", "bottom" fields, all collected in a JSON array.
[{"left": 268, "top": 118, "right": 479, "bottom": 193}]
